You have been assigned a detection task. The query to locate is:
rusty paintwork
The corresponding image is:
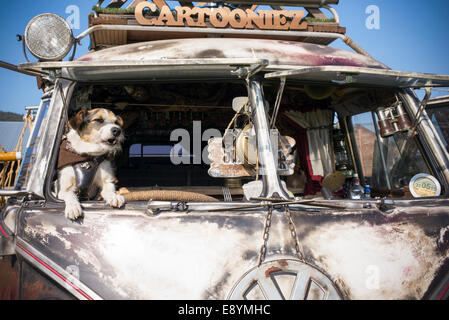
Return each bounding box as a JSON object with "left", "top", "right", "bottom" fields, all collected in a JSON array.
[
  {"left": 18, "top": 259, "right": 74, "bottom": 300},
  {"left": 1, "top": 76, "right": 447, "bottom": 300},
  {"left": 265, "top": 266, "right": 282, "bottom": 278},
  {"left": 228, "top": 258, "right": 343, "bottom": 300},
  {"left": 77, "top": 38, "right": 387, "bottom": 70},
  {"left": 0, "top": 256, "right": 19, "bottom": 300},
  {"left": 14, "top": 199, "right": 449, "bottom": 300}
]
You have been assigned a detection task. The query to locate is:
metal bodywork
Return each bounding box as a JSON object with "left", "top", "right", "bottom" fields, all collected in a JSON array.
[
  {"left": 8, "top": 200, "right": 449, "bottom": 300},
  {"left": 19, "top": 38, "right": 387, "bottom": 78},
  {"left": 1, "top": 38, "right": 449, "bottom": 300}
]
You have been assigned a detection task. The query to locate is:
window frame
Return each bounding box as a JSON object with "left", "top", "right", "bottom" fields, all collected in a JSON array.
[{"left": 347, "top": 91, "right": 448, "bottom": 199}]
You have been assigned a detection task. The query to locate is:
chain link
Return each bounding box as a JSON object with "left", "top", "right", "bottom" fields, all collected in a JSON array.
[
  {"left": 285, "top": 206, "right": 305, "bottom": 262},
  {"left": 258, "top": 206, "right": 273, "bottom": 266},
  {"left": 258, "top": 205, "right": 305, "bottom": 266}
]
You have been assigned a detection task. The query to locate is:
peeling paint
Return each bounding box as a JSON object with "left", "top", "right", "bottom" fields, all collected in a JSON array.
[
  {"left": 301, "top": 221, "right": 447, "bottom": 300},
  {"left": 62, "top": 228, "right": 82, "bottom": 235},
  {"left": 77, "top": 38, "right": 387, "bottom": 69},
  {"left": 97, "top": 217, "right": 259, "bottom": 299},
  {"left": 279, "top": 260, "right": 289, "bottom": 267},
  {"left": 438, "top": 226, "right": 449, "bottom": 252},
  {"left": 265, "top": 266, "right": 282, "bottom": 277},
  {"left": 16, "top": 206, "right": 449, "bottom": 300}
]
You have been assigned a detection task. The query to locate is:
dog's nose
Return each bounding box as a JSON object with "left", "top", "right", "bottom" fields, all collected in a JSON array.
[{"left": 111, "top": 127, "right": 122, "bottom": 137}]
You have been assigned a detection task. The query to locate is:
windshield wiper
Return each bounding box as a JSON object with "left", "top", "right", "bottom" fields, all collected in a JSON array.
[
  {"left": 145, "top": 197, "right": 348, "bottom": 215},
  {"left": 207, "top": 197, "right": 347, "bottom": 212}
]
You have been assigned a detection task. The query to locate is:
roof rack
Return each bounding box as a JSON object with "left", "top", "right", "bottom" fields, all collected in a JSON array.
[{"left": 87, "top": 0, "right": 350, "bottom": 51}]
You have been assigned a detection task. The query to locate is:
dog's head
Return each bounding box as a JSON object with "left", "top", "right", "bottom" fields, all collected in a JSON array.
[{"left": 68, "top": 108, "right": 124, "bottom": 156}]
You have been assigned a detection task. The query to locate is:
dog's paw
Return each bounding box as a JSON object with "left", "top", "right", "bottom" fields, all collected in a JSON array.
[
  {"left": 104, "top": 193, "right": 125, "bottom": 209},
  {"left": 65, "top": 202, "right": 83, "bottom": 220}
]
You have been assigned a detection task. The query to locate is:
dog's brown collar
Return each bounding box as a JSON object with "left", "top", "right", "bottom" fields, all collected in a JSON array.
[
  {"left": 57, "top": 139, "right": 108, "bottom": 200},
  {"left": 58, "top": 140, "right": 90, "bottom": 170},
  {"left": 57, "top": 140, "right": 108, "bottom": 169}
]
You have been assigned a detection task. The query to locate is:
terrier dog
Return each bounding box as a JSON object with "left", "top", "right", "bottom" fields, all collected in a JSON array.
[{"left": 56, "top": 108, "right": 125, "bottom": 220}]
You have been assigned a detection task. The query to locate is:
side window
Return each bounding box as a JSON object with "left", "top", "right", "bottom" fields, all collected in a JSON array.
[
  {"left": 426, "top": 104, "right": 449, "bottom": 153},
  {"left": 15, "top": 99, "right": 51, "bottom": 189},
  {"left": 351, "top": 111, "right": 432, "bottom": 197}
]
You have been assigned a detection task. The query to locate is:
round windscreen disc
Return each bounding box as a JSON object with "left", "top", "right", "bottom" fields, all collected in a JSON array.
[{"left": 409, "top": 173, "right": 441, "bottom": 198}]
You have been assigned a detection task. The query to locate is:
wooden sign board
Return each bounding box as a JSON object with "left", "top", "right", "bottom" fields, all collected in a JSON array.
[
  {"left": 88, "top": 1, "right": 346, "bottom": 50},
  {"left": 135, "top": 2, "right": 308, "bottom": 31}
]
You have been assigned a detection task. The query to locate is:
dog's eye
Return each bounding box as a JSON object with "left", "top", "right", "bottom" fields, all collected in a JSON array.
[{"left": 93, "top": 118, "right": 104, "bottom": 124}]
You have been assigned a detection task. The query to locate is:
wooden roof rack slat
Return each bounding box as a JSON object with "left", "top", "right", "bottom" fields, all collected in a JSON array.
[
  {"left": 306, "top": 7, "right": 328, "bottom": 19},
  {"left": 106, "top": 0, "right": 128, "bottom": 8},
  {"left": 183, "top": 0, "right": 339, "bottom": 6},
  {"left": 152, "top": 0, "right": 169, "bottom": 10},
  {"left": 122, "top": 0, "right": 340, "bottom": 8}
]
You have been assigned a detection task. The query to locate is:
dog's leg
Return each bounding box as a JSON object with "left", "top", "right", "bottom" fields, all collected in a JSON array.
[
  {"left": 57, "top": 167, "right": 83, "bottom": 220},
  {"left": 98, "top": 161, "right": 125, "bottom": 209},
  {"left": 101, "top": 182, "right": 125, "bottom": 208}
]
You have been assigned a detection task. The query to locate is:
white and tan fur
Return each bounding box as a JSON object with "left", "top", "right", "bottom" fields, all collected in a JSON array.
[{"left": 57, "top": 108, "right": 125, "bottom": 220}]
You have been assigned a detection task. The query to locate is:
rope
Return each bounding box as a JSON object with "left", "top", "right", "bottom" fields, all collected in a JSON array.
[
  {"left": 118, "top": 189, "right": 218, "bottom": 202},
  {"left": 1, "top": 111, "right": 33, "bottom": 210},
  {"left": 225, "top": 98, "right": 248, "bottom": 132}
]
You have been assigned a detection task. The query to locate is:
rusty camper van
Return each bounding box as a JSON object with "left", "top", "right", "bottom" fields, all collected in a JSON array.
[{"left": 1, "top": 0, "right": 449, "bottom": 300}]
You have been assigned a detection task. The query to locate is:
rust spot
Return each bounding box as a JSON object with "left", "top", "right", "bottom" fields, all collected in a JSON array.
[
  {"left": 265, "top": 266, "right": 282, "bottom": 278},
  {"left": 278, "top": 260, "right": 289, "bottom": 267},
  {"left": 437, "top": 227, "right": 449, "bottom": 252},
  {"left": 196, "top": 49, "right": 226, "bottom": 59},
  {"left": 76, "top": 56, "right": 93, "bottom": 62},
  {"left": 0, "top": 257, "right": 19, "bottom": 300}
]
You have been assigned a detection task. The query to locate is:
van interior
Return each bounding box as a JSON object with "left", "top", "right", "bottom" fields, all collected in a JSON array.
[{"left": 59, "top": 80, "right": 439, "bottom": 202}]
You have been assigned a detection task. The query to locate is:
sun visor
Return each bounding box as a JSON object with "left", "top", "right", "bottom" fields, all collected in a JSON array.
[
  {"left": 19, "top": 59, "right": 268, "bottom": 82},
  {"left": 265, "top": 66, "right": 449, "bottom": 88}
]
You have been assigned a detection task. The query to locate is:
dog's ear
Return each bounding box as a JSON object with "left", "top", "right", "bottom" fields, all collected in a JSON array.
[
  {"left": 116, "top": 115, "right": 124, "bottom": 128},
  {"left": 68, "top": 110, "right": 87, "bottom": 131}
]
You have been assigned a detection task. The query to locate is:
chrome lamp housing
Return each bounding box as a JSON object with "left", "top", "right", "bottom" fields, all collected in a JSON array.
[{"left": 24, "top": 13, "right": 74, "bottom": 61}]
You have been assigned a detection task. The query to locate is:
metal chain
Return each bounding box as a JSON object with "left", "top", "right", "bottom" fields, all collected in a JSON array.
[
  {"left": 258, "top": 206, "right": 273, "bottom": 267},
  {"left": 257, "top": 204, "right": 305, "bottom": 266},
  {"left": 284, "top": 206, "right": 305, "bottom": 262}
]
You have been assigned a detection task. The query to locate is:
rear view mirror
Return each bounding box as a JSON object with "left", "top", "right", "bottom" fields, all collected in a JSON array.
[
  {"left": 232, "top": 96, "right": 269, "bottom": 113},
  {"left": 232, "top": 97, "right": 249, "bottom": 113}
]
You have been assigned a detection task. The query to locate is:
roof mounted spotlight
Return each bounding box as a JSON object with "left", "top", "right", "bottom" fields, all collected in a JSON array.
[{"left": 24, "top": 13, "right": 74, "bottom": 62}]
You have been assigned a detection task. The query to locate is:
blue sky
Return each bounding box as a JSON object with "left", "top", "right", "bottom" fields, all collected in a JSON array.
[{"left": 0, "top": 0, "right": 448, "bottom": 113}]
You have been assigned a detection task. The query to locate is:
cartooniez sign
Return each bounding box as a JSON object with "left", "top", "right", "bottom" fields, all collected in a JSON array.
[{"left": 134, "top": 2, "right": 308, "bottom": 30}]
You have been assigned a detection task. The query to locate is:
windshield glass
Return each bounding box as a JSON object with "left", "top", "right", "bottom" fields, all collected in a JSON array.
[
  {"left": 54, "top": 80, "right": 444, "bottom": 204},
  {"left": 426, "top": 99, "right": 449, "bottom": 154},
  {"left": 58, "top": 81, "right": 254, "bottom": 202},
  {"left": 351, "top": 110, "right": 434, "bottom": 198}
]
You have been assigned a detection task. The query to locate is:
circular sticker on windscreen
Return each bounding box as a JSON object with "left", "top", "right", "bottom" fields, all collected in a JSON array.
[{"left": 409, "top": 174, "right": 441, "bottom": 198}]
